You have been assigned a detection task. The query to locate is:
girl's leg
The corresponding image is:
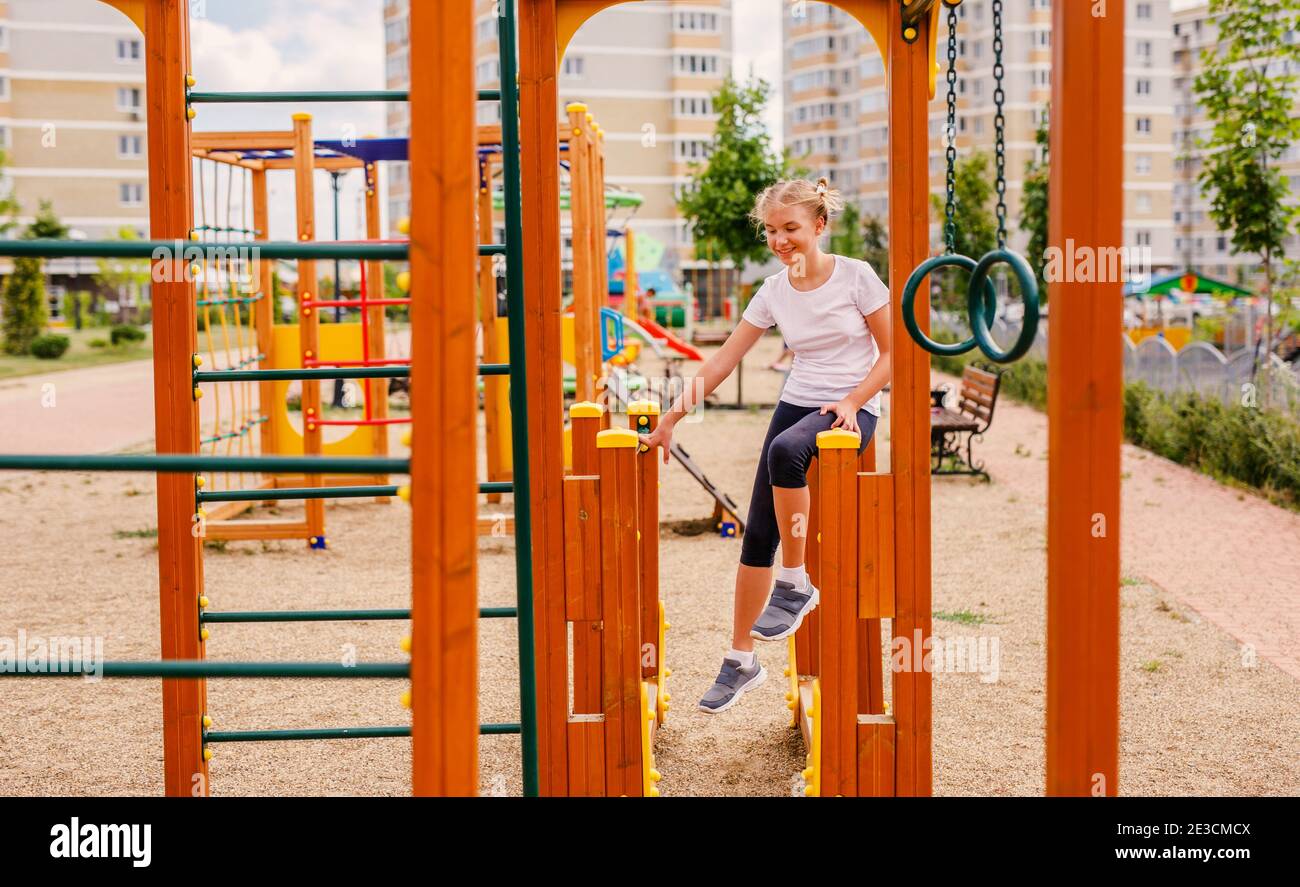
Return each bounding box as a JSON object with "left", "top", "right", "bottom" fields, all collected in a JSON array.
[{"left": 730, "top": 564, "right": 773, "bottom": 653}]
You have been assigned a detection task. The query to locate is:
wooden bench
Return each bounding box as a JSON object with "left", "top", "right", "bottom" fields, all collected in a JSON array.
[{"left": 930, "top": 364, "right": 1001, "bottom": 478}]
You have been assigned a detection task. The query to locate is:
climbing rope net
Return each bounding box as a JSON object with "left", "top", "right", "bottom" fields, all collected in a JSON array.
[{"left": 193, "top": 155, "right": 265, "bottom": 497}]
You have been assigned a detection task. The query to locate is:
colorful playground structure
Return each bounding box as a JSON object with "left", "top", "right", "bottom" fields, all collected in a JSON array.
[{"left": 0, "top": 0, "right": 1122, "bottom": 798}]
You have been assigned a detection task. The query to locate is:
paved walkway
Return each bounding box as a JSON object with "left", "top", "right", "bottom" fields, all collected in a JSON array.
[
  {"left": 0, "top": 359, "right": 156, "bottom": 454},
  {"left": 938, "top": 369, "right": 1300, "bottom": 681}
]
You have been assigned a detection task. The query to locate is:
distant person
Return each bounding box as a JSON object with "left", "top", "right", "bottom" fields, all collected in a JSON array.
[
  {"left": 639, "top": 288, "right": 657, "bottom": 326},
  {"left": 642, "top": 177, "right": 892, "bottom": 714}
]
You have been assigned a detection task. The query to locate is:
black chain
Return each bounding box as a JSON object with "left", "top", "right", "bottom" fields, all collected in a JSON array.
[
  {"left": 992, "top": 0, "right": 1008, "bottom": 249},
  {"left": 944, "top": 2, "right": 958, "bottom": 254}
]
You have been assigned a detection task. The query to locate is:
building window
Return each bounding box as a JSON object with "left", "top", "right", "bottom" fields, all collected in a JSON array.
[
  {"left": 1135, "top": 193, "right": 1152, "bottom": 214},
  {"left": 0, "top": 76, "right": 9, "bottom": 102},
  {"left": 116, "top": 38, "right": 141, "bottom": 62},
  {"left": 116, "top": 87, "right": 142, "bottom": 112},
  {"left": 475, "top": 59, "right": 500, "bottom": 85},
  {"left": 118, "top": 135, "right": 144, "bottom": 159},
  {"left": 1136, "top": 2, "right": 1152, "bottom": 21},
  {"left": 675, "top": 96, "right": 715, "bottom": 117},
  {"left": 675, "top": 11, "right": 719, "bottom": 33},
  {"left": 562, "top": 56, "right": 584, "bottom": 78},
  {"left": 674, "top": 139, "right": 711, "bottom": 163},
  {"left": 120, "top": 183, "right": 145, "bottom": 207},
  {"left": 1135, "top": 230, "right": 1152, "bottom": 247},
  {"left": 675, "top": 54, "right": 719, "bottom": 76},
  {"left": 0, "top": 25, "right": 8, "bottom": 52},
  {"left": 1135, "top": 116, "right": 1152, "bottom": 134},
  {"left": 1135, "top": 78, "right": 1151, "bottom": 95},
  {"left": 1134, "top": 155, "right": 1152, "bottom": 175}
]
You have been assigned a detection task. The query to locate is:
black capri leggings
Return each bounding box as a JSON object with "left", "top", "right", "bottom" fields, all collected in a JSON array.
[{"left": 739, "top": 400, "right": 878, "bottom": 568}]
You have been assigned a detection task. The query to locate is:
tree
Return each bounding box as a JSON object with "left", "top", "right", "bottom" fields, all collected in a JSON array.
[
  {"left": 2, "top": 201, "right": 66, "bottom": 355},
  {"left": 1194, "top": 0, "right": 1300, "bottom": 373},
  {"left": 676, "top": 73, "right": 801, "bottom": 282},
  {"left": 829, "top": 203, "right": 890, "bottom": 285},
  {"left": 929, "top": 151, "right": 997, "bottom": 313},
  {"left": 1020, "top": 107, "right": 1050, "bottom": 300},
  {"left": 94, "top": 226, "right": 152, "bottom": 324}
]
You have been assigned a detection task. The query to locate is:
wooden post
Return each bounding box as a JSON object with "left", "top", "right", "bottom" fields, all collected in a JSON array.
[
  {"left": 886, "top": 0, "right": 934, "bottom": 797},
  {"left": 363, "top": 156, "right": 389, "bottom": 469},
  {"left": 519, "top": 0, "right": 570, "bottom": 797},
  {"left": 1046, "top": 0, "right": 1122, "bottom": 797},
  {"left": 596, "top": 427, "right": 643, "bottom": 796},
  {"left": 592, "top": 121, "right": 608, "bottom": 306},
  {"left": 409, "top": 0, "right": 479, "bottom": 796},
  {"left": 624, "top": 225, "right": 638, "bottom": 320},
  {"left": 627, "top": 400, "right": 659, "bottom": 680},
  {"left": 292, "top": 112, "right": 325, "bottom": 544},
  {"left": 569, "top": 402, "right": 604, "bottom": 716},
  {"left": 479, "top": 154, "right": 508, "bottom": 502},
  {"left": 251, "top": 168, "right": 276, "bottom": 458},
  {"left": 562, "top": 474, "right": 602, "bottom": 795},
  {"left": 144, "top": 0, "right": 206, "bottom": 798},
  {"left": 566, "top": 102, "right": 597, "bottom": 402}
]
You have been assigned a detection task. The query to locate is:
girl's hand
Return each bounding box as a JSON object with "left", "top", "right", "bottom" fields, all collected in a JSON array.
[
  {"left": 642, "top": 417, "right": 676, "bottom": 464},
  {"left": 819, "top": 399, "right": 860, "bottom": 434}
]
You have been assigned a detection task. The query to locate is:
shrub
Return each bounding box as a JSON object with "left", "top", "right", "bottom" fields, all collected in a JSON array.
[
  {"left": 110, "top": 324, "right": 146, "bottom": 346},
  {"left": 88, "top": 338, "right": 109, "bottom": 349},
  {"left": 30, "top": 334, "right": 70, "bottom": 359}
]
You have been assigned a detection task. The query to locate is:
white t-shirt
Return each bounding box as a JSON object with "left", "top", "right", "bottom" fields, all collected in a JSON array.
[{"left": 742, "top": 254, "right": 890, "bottom": 415}]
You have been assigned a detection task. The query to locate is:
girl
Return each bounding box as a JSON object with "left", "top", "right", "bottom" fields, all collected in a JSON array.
[{"left": 643, "top": 177, "right": 892, "bottom": 714}]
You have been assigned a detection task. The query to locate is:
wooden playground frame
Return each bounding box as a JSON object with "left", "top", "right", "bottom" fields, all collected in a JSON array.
[
  {"left": 32, "top": 0, "right": 1120, "bottom": 797},
  {"left": 190, "top": 117, "right": 399, "bottom": 544}
]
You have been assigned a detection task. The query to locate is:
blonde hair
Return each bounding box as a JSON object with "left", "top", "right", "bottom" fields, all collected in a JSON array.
[{"left": 749, "top": 177, "right": 845, "bottom": 230}]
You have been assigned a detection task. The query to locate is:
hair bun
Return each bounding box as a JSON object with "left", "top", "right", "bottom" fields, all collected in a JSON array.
[{"left": 815, "top": 177, "right": 829, "bottom": 195}]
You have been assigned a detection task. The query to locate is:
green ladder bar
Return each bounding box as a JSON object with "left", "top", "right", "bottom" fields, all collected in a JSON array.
[
  {"left": 0, "top": 662, "right": 410, "bottom": 678},
  {"left": 185, "top": 89, "right": 502, "bottom": 103},
  {"left": 200, "top": 608, "right": 516, "bottom": 624},
  {"left": 197, "top": 485, "right": 399, "bottom": 503},
  {"left": 204, "top": 727, "right": 410, "bottom": 742},
  {"left": 0, "top": 454, "right": 407, "bottom": 474},
  {"left": 496, "top": 0, "right": 541, "bottom": 799}
]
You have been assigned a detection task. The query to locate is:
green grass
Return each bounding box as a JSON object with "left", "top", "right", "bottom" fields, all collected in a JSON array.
[
  {"left": 933, "top": 609, "right": 992, "bottom": 626},
  {"left": 1121, "top": 575, "right": 1143, "bottom": 587},
  {"left": 113, "top": 527, "right": 158, "bottom": 540},
  {"left": 1141, "top": 659, "right": 1164, "bottom": 673},
  {"left": 0, "top": 327, "right": 152, "bottom": 380}
]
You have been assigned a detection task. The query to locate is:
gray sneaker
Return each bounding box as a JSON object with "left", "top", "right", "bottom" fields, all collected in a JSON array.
[
  {"left": 749, "top": 580, "right": 820, "bottom": 642},
  {"left": 697, "top": 656, "right": 767, "bottom": 714}
]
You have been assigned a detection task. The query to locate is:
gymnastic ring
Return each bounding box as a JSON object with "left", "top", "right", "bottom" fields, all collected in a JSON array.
[
  {"left": 967, "top": 248, "right": 1040, "bottom": 364},
  {"left": 901, "top": 253, "right": 998, "bottom": 357}
]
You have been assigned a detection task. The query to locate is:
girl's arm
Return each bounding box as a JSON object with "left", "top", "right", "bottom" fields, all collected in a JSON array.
[
  {"left": 821, "top": 304, "right": 892, "bottom": 434},
  {"left": 645, "top": 319, "right": 767, "bottom": 460}
]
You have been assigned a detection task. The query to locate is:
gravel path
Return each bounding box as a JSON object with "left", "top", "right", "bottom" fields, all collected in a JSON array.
[{"left": 0, "top": 335, "right": 1294, "bottom": 796}]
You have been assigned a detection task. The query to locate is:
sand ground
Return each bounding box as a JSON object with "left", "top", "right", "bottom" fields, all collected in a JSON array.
[{"left": 0, "top": 333, "right": 1296, "bottom": 796}]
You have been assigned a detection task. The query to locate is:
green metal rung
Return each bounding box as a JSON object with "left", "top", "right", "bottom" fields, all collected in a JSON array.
[
  {"left": 481, "top": 723, "right": 522, "bottom": 736},
  {"left": 0, "top": 662, "right": 410, "bottom": 678},
  {"left": 203, "top": 727, "right": 410, "bottom": 742},
  {"left": 479, "top": 364, "right": 510, "bottom": 376},
  {"left": 479, "top": 244, "right": 506, "bottom": 256},
  {"left": 200, "top": 607, "right": 516, "bottom": 623},
  {"left": 188, "top": 90, "right": 409, "bottom": 104},
  {"left": 202, "top": 609, "right": 410, "bottom": 624},
  {"left": 195, "top": 366, "right": 410, "bottom": 383},
  {"left": 478, "top": 481, "right": 512, "bottom": 494},
  {"left": 197, "top": 485, "right": 399, "bottom": 503},
  {"left": 0, "top": 454, "right": 408, "bottom": 474},
  {"left": 478, "top": 89, "right": 501, "bottom": 102},
  {"left": 0, "top": 239, "right": 407, "bottom": 261}
]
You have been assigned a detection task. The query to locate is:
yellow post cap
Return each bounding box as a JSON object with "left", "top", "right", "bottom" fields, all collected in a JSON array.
[
  {"left": 397, "top": 217, "right": 410, "bottom": 235},
  {"left": 596, "top": 428, "right": 639, "bottom": 449},
  {"left": 569, "top": 401, "right": 605, "bottom": 419},
  {"left": 292, "top": 112, "right": 312, "bottom": 121},
  {"left": 396, "top": 270, "right": 411, "bottom": 292},
  {"left": 816, "top": 428, "right": 861, "bottom": 450},
  {"left": 566, "top": 102, "right": 588, "bottom": 113},
  {"left": 626, "top": 400, "right": 660, "bottom": 416}
]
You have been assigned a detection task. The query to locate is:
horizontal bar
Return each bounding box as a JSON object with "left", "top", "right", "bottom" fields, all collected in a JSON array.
[
  {"left": 479, "top": 607, "right": 518, "bottom": 619},
  {"left": 481, "top": 723, "right": 521, "bottom": 736},
  {"left": 189, "top": 90, "right": 409, "bottom": 104},
  {"left": 302, "top": 298, "right": 411, "bottom": 309},
  {"left": 195, "top": 366, "right": 411, "bottom": 383},
  {"left": 0, "top": 661, "right": 410, "bottom": 678},
  {"left": 200, "top": 607, "right": 515, "bottom": 623},
  {"left": 303, "top": 357, "right": 410, "bottom": 369},
  {"left": 314, "top": 418, "right": 411, "bottom": 428},
  {"left": 204, "top": 726, "right": 410, "bottom": 742},
  {"left": 0, "top": 454, "right": 409, "bottom": 474},
  {"left": 479, "top": 363, "right": 510, "bottom": 376},
  {"left": 479, "top": 244, "right": 506, "bottom": 256},
  {"left": 202, "top": 609, "right": 410, "bottom": 623},
  {"left": 478, "top": 89, "right": 501, "bottom": 102},
  {"left": 0, "top": 239, "right": 407, "bottom": 261},
  {"left": 197, "top": 485, "right": 399, "bottom": 503},
  {"left": 479, "top": 481, "right": 513, "bottom": 494}
]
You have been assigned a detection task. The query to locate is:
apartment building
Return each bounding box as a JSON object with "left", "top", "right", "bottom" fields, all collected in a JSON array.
[
  {"left": 0, "top": 0, "right": 148, "bottom": 298},
  {"left": 1173, "top": 2, "right": 1300, "bottom": 285},
  {"left": 783, "top": 0, "right": 1176, "bottom": 271},
  {"left": 384, "top": 0, "right": 732, "bottom": 274}
]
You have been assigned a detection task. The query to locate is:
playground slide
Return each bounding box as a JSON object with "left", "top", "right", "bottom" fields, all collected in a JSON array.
[
  {"left": 606, "top": 369, "right": 745, "bottom": 533},
  {"left": 618, "top": 317, "right": 670, "bottom": 359},
  {"left": 633, "top": 317, "right": 705, "bottom": 362}
]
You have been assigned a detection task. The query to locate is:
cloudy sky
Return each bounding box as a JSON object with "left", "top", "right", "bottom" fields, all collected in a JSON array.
[{"left": 184, "top": 0, "right": 1201, "bottom": 240}]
